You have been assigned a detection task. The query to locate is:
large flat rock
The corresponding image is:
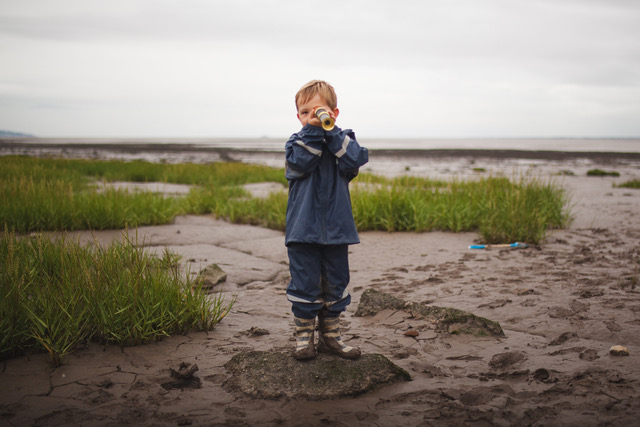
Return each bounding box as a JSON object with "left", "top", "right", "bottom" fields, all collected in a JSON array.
[{"left": 224, "top": 351, "right": 410, "bottom": 400}]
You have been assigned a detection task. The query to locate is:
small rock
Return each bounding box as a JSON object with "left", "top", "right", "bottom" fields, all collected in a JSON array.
[
  {"left": 196, "top": 263, "right": 227, "bottom": 288},
  {"left": 609, "top": 345, "right": 630, "bottom": 356},
  {"left": 404, "top": 330, "right": 419, "bottom": 337}
]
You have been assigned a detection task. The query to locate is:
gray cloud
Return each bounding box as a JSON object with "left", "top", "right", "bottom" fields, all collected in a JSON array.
[{"left": 1, "top": 0, "right": 639, "bottom": 138}]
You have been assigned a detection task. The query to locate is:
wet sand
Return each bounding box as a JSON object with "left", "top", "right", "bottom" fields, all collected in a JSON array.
[{"left": 1, "top": 142, "right": 640, "bottom": 425}]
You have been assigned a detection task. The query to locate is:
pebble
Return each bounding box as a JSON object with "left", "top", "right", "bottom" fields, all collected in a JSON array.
[{"left": 609, "top": 345, "right": 630, "bottom": 356}]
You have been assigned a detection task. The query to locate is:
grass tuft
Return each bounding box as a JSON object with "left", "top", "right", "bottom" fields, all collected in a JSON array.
[
  {"left": 0, "top": 230, "right": 233, "bottom": 365},
  {"left": 615, "top": 179, "right": 640, "bottom": 189},
  {"left": 586, "top": 169, "right": 620, "bottom": 177},
  {"left": 351, "top": 174, "right": 571, "bottom": 244}
]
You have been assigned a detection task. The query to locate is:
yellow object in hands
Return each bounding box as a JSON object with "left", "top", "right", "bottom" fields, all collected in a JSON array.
[{"left": 314, "top": 108, "right": 335, "bottom": 131}]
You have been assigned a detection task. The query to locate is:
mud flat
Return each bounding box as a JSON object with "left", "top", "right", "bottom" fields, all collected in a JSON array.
[{"left": 1, "top": 142, "right": 639, "bottom": 425}]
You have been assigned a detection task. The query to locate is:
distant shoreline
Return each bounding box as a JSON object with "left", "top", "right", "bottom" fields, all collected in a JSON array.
[
  {"left": 370, "top": 148, "right": 640, "bottom": 162},
  {"left": 2, "top": 139, "right": 639, "bottom": 162}
]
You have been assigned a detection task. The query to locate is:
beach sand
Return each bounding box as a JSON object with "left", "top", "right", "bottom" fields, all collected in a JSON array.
[{"left": 1, "top": 142, "right": 640, "bottom": 426}]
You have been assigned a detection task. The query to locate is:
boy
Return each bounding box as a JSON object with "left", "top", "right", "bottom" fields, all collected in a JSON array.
[{"left": 284, "top": 80, "right": 369, "bottom": 360}]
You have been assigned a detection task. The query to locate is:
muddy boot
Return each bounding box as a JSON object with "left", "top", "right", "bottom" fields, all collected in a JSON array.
[
  {"left": 293, "top": 317, "right": 316, "bottom": 360},
  {"left": 318, "top": 314, "right": 361, "bottom": 360}
]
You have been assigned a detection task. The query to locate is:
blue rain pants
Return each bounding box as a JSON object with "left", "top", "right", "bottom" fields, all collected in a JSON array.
[{"left": 286, "top": 243, "right": 351, "bottom": 319}]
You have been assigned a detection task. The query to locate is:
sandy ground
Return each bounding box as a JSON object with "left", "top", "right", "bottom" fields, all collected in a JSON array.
[{"left": 1, "top": 143, "right": 640, "bottom": 426}]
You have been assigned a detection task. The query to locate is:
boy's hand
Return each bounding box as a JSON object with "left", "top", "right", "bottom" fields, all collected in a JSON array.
[{"left": 307, "top": 107, "right": 326, "bottom": 128}]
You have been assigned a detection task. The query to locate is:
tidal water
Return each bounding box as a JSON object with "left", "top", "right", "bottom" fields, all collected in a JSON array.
[{"left": 7, "top": 137, "right": 640, "bottom": 153}]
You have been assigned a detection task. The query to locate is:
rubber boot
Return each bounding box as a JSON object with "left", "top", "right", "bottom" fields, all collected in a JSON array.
[
  {"left": 318, "top": 313, "right": 361, "bottom": 360},
  {"left": 293, "top": 317, "right": 316, "bottom": 360}
]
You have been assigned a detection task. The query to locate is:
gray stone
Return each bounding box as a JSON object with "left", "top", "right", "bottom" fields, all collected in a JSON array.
[
  {"left": 196, "top": 263, "right": 227, "bottom": 288},
  {"left": 609, "top": 345, "right": 630, "bottom": 356},
  {"left": 224, "top": 351, "right": 410, "bottom": 400},
  {"left": 355, "top": 289, "right": 505, "bottom": 337}
]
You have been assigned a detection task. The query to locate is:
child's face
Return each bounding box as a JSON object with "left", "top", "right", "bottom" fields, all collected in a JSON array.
[{"left": 297, "top": 94, "right": 339, "bottom": 128}]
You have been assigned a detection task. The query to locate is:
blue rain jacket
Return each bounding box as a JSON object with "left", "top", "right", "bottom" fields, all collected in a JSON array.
[{"left": 284, "top": 124, "right": 368, "bottom": 246}]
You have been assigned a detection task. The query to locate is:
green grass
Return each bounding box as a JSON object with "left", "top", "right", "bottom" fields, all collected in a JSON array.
[
  {"left": 2, "top": 176, "right": 184, "bottom": 231},
  {"left": 0, "top": 156, "right": 286, "bottom": 233},
  {"left": 0, "top": 230, "right": 233, "bottom": 366},
  {"left": 0, "top": 155, "right": 573, "bottom": 363},
  {"left": 351, "top": 174, "right": 571, "bottom": 244},
  {"left": 586, "top": 169, "right": 620, "bottom": 177},
  {"left": 615, "top": 179, "right": 640, "bottom": 189},
  {"left": 0, "top": 155, "right": 571, "bottom": 243},
  {"left": 0, "top": 156, "right": 285, "bottom": 186}
]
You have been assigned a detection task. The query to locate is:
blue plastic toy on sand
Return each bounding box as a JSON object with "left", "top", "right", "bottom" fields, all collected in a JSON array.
[{"left": 469, "top": 242, "right": 528, "bottom": 249}]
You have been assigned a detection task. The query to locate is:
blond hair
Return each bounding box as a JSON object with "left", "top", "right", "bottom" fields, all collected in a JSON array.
[{"left": 295, "top": 80, "right": 337, "bottom": 111}]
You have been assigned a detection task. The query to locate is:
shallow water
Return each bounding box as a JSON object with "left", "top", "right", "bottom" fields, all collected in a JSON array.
[{"left": 4, "top": 136, "right": 640, "bottom": 152}]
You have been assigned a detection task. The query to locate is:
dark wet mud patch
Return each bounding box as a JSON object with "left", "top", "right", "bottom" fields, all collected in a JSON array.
[
  {"left": 355, "top": 288, "right": 505, "bottom": 337},
  {"left": 223, "top": 351, "right": 410, "bottom": 400}
]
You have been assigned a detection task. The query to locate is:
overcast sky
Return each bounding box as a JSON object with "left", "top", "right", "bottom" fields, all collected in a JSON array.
[{"left": 1, "top": 0, "right": 639, "bottom": 139}]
